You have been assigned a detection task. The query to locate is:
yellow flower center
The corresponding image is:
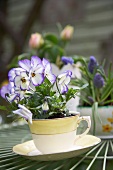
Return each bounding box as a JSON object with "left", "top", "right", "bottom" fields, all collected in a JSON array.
[
  {"left": 31, "top": 72, "right": 36, "bottom": 77},
  {"left": 21, "top": 77, "right": 26, "bottom": 83}
]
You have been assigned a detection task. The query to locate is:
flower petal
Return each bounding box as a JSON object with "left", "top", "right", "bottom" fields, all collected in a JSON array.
[
  {"left": 20, "top": 81, "right": 29, "bottom": 90},
  {"left": 15, "top": 68, "right": 25, "bottom": 75},
  {"left": 42, "top": 101, "right": 49, "bottom": 111},
  {"left": 13, "top": 109, "right": 26, "bottom": 118},
  {"left": 8, "top": 69, "right": 16, "bottom": 82},
  {"left": 31, "top": 73, "right": 44, "bottom": 86},
  {"left": 64, "top": 76, "right": 71, "bottom": 85},
  {"left": 31, "top": 56, "right": 42, "bottom": 68},
  {"left": 58, "top": 75, "right": 66, "bottom": 84},
  {"left": 31, "top": 64, "right": 44, "bottom": 75},
  {"left": 14, "top": 72, "right": 30, "bottom": 90},
  {"left": 0, "top": 85, "right": 9, "bottom": 99},
  {"left": 58, "top": 72, "right": 67, "bottom": 79},
  {"left": 42, "top": 58, "right": 49, "bottom": 67},
  {"left": 18, "top": 59, "right": 31, "bottom": 72},
  {"left": 46, "top": 73, "right": 56, "bottom": 84},
  {"left": 60, "top": 84, "right": 68, "bottom": 94},
  {"left": 21, "top": 72, "right": 29, "bottom": 78},
  {"left": 44, "top": 63, "right": 52, "bottom": 74},
  {"left": 13, "top": 104, "right": 32, "bottom": 124},
  {"left": 6, "top": 93, "right": 19, "bottom": 103},
  {"left": 14, "top": 75, "right": 21, "bottom": 87},
  {"left": 0, "top": 82, "right": 15, "bottom": 99},
  {"left": 8, "top": 68, "right": 25, "bottom": 82},
  {"left": 29, "top": 82, "right": 36, "bottom": 91}
]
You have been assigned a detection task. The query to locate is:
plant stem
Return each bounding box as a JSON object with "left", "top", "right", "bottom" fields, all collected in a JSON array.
[
  {"left": 96, "top": 88, "right": 100, "bottom": 102},
  {"left": 56, "top": 78, "right": 63, "bottom": 101},
  {"left": 91, "top": 81, "right": 95, "bottom": 102},
  {"left": 92, "top": 103, "right": 96, "bottom": 135}
]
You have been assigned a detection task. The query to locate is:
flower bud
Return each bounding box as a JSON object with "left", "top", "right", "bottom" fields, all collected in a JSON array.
[
  {"left": 61, "top": 56, "right": 74, "bottom": 65},
  {"left": 88, "top": 96, "right": 94, "bottom": 104},
  {"left": 29, "top": 33, "right": 44, "bottom": 49},
  {"left": 42, "top": 101, "right": 49, "bottom": 112},
  {"left": 88, "top": 56, "right": 97, "bottom": 74},
  {"left": 60, "top": 25, "right": 74, "bottom": 40},
  {"left": 93, "top": 73, "right": 105, "bottom": 88}
]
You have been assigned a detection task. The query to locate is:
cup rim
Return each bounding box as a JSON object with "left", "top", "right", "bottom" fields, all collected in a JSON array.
[
  {"left": 32, "top": 111, "right": 80, "bottom": 121},
  {"left": 77, "top": 105, "right": 113, "bottom": 109}
]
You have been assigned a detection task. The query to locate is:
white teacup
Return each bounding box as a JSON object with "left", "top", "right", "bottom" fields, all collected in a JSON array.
[{"left": 28, "top": 112, "right": 91, "bottom": 154}]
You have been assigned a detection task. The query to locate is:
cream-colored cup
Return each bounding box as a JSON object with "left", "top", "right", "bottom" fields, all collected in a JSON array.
[{"left": 28, "top": 112, "right": 91, "bottom": 154}]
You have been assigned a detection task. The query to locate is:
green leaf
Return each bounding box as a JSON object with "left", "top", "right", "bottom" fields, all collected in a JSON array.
[
  {"left": 79, "top": 83, "right": 89, "bottom": 90},
  {"left": 0, "top": 105, "right": 7, "bottom": 111},
  {"left": 44, "top": 34, "right": 58, "bottom": 44},
  {"left": 102, "top": 99, "right": 113, "bottom": 105},
  {"left": 18, "top": 53, "right": 32, "bottom": 60},
  {"left": 101, "top": 79, "right": 113, "bottom": 102}
]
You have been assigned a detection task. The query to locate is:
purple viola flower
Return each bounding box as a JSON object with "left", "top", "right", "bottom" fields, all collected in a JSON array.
[
  {"left": 13, "top": 104, "right": 32, "bottom": 124},
  {"left": 42, "top": 58, "right": 56, "bottom": 84},
  {"left": 93, "top": 73, "right": 105, "bottom": 88},
  {"left": 61, "top": 56, "right": 74, "bottom": 65},
  {"left": 58, "top": 70, "right": 72, "bottom": 94},
  {"left": 0, "top": 83, "right": 14, "bottom": 99},
  {"left": 0, "top": 83, "right": 20, "bottom": 103},
  {"left": 88, "top": 56, "right": 97, "bottom": 74}
]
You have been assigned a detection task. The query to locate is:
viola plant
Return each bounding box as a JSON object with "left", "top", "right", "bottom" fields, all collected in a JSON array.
[{"left": 0, "top": 56, "right": 86, "bottom": 123}]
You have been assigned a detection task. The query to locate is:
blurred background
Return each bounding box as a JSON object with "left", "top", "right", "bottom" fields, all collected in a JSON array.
[{"left": 0, "top": 0, "right": 113, "bottom": 124}]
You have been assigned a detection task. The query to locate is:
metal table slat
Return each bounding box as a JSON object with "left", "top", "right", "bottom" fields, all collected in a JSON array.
[{"left": 0, "top": 122, "right": 113, "bottom": 170}]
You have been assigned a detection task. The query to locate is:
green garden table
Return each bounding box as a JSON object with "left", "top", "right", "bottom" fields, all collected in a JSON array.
[{"left": 0, "top": 122, "right": 113, "bottom": 170}]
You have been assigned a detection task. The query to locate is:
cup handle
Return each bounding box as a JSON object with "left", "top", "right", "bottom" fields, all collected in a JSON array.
[{"left": 76, "top": 116, "right": 91, "bottom": 140}]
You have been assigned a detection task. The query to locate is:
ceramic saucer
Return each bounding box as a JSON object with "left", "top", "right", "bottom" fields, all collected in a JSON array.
[{"left": 13, "top": 135, "right": 101, "bottom": 161}]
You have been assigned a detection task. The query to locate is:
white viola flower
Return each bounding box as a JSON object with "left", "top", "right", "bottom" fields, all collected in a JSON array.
[
  {"left": 42, "top": 58, "right": 56, "bottom": 84},
  {"left": 58, "top": 70, "right": 72, "bottom": 94},
  {"left": 14, "top": 71, "right": 30, "bottom": 90},
  {"left": 29, "top": 56, "right": 44, "bottom": 86},
  {"left": 13, "top": 104, "right": 32, "bottom": 124},
  {"left": 8, "top": 68, "right": 25, "bottom": 82},
  {"left": 42, "top": 101, "right": 49, "bottom": 112}
]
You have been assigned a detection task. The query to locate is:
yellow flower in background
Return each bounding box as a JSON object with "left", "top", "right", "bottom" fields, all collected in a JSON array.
[
  {"left": 107, "top": 118, "right": 113, "bottom": 123},
  {"left": 102, "top": 124, "right": 112, "bottom": 132},
  {"left": 0, "top": 80, "right": 8, "bottom": 88}
]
